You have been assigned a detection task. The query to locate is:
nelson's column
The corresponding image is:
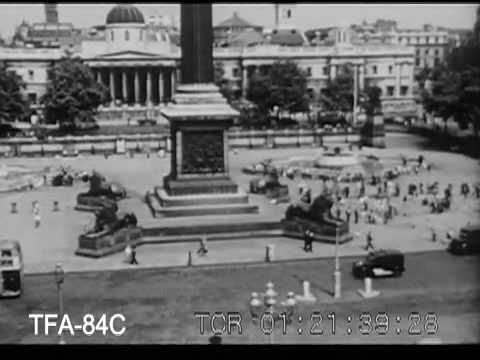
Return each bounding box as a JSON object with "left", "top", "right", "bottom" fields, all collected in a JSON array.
[{"left": 147, "top": 4, "right": 258, "bottom": 217}]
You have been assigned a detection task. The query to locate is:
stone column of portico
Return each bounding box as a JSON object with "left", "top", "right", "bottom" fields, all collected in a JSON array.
[
  {"left": 359, "top": 64, "right": 365, "bottom": 91},
  {"left": 109, "top": 68, "right": 115, "bottom": 107},
  {"left": 171, "top": 69, "right": 176, "bottom": 99},
  {"left": 395, "top": 62, "right": 401, "bottom": 98},
  {"left": 330, "top": 64, "right": 337, "bottom": 80},
  {"left": 408, "top": 62, "right": 414, "bottom": 96},
  {"left": 146, "top": 69, "right": 152, "bottom": 106},
  {"left": 122, "top": 69, "right": 128, "bottom": 104},
  {"left": 242, "top": 66, "right": 248, "bottom": 98},
  {"left": 134, "top": 69, "right": 140, "bottom": 105},
  {"left": 158, "top": 69, "right": 164, "bottom": 105}
]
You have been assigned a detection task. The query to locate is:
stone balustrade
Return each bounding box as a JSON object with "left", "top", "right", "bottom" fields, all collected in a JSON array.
[{"left": 0, "top": 128, "right": 360, "bottom": 157}]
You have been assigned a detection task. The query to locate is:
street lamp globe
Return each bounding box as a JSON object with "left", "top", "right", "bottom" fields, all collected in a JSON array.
[
  {"left": 54, "top": 264, "right": 64, "bottom": 284},
  {"left": 249, "top": 292, "right": 263, "bottom": 321}
]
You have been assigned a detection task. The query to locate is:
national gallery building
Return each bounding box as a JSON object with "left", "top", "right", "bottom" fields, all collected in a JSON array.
[{"left": 0, "top": 4, "right": 417, "bottom": 124}]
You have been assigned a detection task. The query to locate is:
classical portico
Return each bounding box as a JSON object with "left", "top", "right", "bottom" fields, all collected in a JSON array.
[
  {"left": 80, "top": 4, "right": 180, "bottom": 111},
  {"left": 89, "top": 60, "right": 177, "bottom": 106}
]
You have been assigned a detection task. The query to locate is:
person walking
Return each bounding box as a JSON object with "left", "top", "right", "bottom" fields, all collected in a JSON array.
[
  {"left": 431, "top": 228, "right": 437, "bottom": 242},
  {"left": 354, "top": 209, "right": 359, "bottom": 224},
  {"left": 33, "top": 202, "right": 41, "bottom": 228},
  {"left": 130, "top": 245, "right": 139, "bottom": 265},
  {"left": 345, "top": 208, "right": 351, "bottom": 223},
  {"left": 365, "top": 231, "right": 374, "bottom": 251},
  {"left": 197, "top": 236, "right": 208, "bottom": 256},
  {"left": 303, "top": 230, "right": 314, "bottom": 252}
]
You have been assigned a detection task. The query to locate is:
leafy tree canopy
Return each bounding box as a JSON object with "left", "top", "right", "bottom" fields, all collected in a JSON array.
[
  {"left": 41, "top": 57, "right": 109, "bottom": 127},
  {"left": 247, "top": 60, "right": 310, "bottom": 118},
  {"left": 0, "top": 64, "right": 28, "bottom": 123},
  {"left": 320, "top": 65, "right": 354, "bottom": 112}
]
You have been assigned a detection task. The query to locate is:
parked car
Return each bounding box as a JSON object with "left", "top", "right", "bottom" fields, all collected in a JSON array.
[
  {"left": 352, "top": 249, "right": 405, "bottom": 279},
  {"left": 448, "top": 224, "right": 480, "bottom": 255},
  {"left": 0, "top": 240, "right": 24, "bottom": 298}
]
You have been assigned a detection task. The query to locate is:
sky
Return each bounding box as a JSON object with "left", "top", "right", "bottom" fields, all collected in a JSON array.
[{"left": 0, "top": 3, "right": 477, "bottom": 39}]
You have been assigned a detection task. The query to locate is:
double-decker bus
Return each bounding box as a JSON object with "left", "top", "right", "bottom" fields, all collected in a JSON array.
[{"left": 0, "top": 240, "right": 24, "bottom": 298}]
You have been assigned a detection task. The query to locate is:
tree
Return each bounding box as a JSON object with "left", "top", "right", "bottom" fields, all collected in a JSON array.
[
  {"left": 0, "top": 64, "right": 29, "bottom": 123},
  {"left": 247, "top": 60, "right": 310, "bottom": 125},
  {"left": 41, "top": 57, "right": 109, "bottom": 128},
  {"left": 361, "top": 86, "right": 382, "bottom": 116},
  {"left": 320, "top": 65, "right": 354, "bottom": 112}
]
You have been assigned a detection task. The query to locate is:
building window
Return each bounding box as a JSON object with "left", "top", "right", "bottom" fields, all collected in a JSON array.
[
  {"left": 322, "top": 66, "right": 328, "bottom": 76},
  {"left": 425, "top": 48, "right": 429, "bottom": 55},
  {"left": 306, "top": 67, "right": 312, "bottom": 76},
  {"left": 111, "top": 30, "right": 114, "bottom": 41},
  {"left": 434, "top": 58, "right": 440, "bottom": 67},
  {"left": 388, "top": 65, "right": 393, "bottom": 74},
  {"left": 416, "top": 49, "right": 420, "bottom": 56},
  {"left": 434, "top": 36, "right": 438, "bottom": 43},
  {"left": 28, "top": 70, "right": 34, "bottom": 80},
  {"left": 28, "top": 93, "right": 37, "bottom": 104},
  {"left": 426, "top": 37, "right": 429, "bottom": 44},
  {"left": 400, "top": 86, "right": 408, "bottom": 96},
  {"left": 372, "top": 65, "right": 377, "bottom": 75},
  {"left": 125, "top": 30, "right": 129, "bottom": 41},
  {"left": 416, "top": 58, "right": 421, "bottom": 66},
  {"left": 387, "top": 86, "right": 395, "bottom": 96},
  {"left": 434, "top": 48, "right": 439, "bottom": 55},
  {"left": 232, "top": 68, "right": 239, "bottom": 77}
]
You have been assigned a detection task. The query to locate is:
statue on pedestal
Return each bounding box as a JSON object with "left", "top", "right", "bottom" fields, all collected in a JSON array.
[{"left": 282, "top": 193, "right": 351, "bottom": 242}]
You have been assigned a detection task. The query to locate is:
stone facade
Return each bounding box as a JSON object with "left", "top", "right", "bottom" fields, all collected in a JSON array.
[{"left": 1, "top": 4, "right": 417, "bottom": 123}]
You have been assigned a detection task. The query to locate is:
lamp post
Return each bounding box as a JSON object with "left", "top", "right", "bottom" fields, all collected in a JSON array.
[
  {"left": 334, "top": 227, "right": 341, "bottom": 299},
  {"left": 264, "top": 282, "right": 277, "bottom": 344},
  {"left": 353, "top": 65, "right": 358, "bottom": 126},
  {"left": 54, "top": 264, "right": 65, "bottom": 345}
]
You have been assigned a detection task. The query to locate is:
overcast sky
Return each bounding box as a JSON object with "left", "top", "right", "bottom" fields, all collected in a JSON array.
[{"left": 0, "top": 3, "right": 477, "bottom": 39}]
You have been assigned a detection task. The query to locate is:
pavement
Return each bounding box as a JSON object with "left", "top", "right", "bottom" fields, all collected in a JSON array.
[
  {"left": 1, "top": 251, "right": 479, "bottom": 344},
  {"left": 0, "top": 133, "right": 478, "bottom": 274}
]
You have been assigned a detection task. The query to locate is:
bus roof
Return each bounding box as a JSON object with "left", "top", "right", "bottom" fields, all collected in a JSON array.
[{"left": 0, "top": 239, "right": 21, "bottom": 250}]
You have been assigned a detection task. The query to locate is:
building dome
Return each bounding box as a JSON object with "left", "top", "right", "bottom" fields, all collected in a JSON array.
[{"left": 106, "top": 4, "right": 144, "bottom": 25}]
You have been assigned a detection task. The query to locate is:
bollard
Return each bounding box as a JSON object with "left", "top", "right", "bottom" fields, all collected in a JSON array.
[
  {"left": 53, "top": 201, "right": 59, "bottom": 212},
  {"left": 357, "top": 277, "right": 380, "bottom": 298},
  {"left": 187, "top": 251, "right": 192, "bottom": 267},
  {"left": 265, "top": 244, "right": 274, "bottom": 262},
  {"left": 11, "top": 202, "right": 17, "bottom": 214},
  {"left": 295, "top": 280, "right": 316, "bottom": 303}
]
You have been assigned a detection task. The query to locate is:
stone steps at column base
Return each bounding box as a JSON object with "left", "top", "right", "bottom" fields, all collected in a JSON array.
[
  {"left": 145, "top": 190, "right": 259, "bottom": 217},
  {"left": 152, "top": 203, "right": 259, "bottom": 217},
  {"left": 154, "top": 186, "right": 249, "bottom": 207}
]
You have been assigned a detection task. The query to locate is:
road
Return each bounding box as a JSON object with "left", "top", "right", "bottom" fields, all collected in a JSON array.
[{"left": 0, "top": 251, "right": 479, "bottom": 344}]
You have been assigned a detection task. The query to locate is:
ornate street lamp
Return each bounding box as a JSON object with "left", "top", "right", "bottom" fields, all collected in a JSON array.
[
  {"left": 54, "top": 264, "right": 66, "bottom": 345},
  {"left": 284, "top": 292, "right": 297, "bottom": 324},
  {"left": 249, "top": 292, "right": 262, "bottom": 323},
  {"left": 334, "top": 227, "right": 342, "bottom": 299}
]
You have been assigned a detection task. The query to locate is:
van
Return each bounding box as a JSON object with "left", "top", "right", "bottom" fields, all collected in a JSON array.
[{"left": 448, "top": 224, "right": 480, "bottom": 255}]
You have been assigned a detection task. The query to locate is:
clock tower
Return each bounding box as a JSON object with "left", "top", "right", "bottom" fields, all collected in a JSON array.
[{"left": 274, "top": 4, "right": 296, "bottom": 29}]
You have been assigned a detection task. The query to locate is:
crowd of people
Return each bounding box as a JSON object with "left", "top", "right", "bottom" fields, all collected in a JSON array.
[{"left": 293, "top": 152, "right": 479, "bottom": 252}]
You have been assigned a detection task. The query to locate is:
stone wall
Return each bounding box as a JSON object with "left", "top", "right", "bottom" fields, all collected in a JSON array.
[{"left": 0, "top": 129, "right": 360, "bottom": 157}]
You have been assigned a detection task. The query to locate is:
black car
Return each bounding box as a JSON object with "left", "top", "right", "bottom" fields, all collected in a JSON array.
[
  {"left": 352, "top": 249, "right": 405, "bottom": 278},
  {"left": 448, "top": 224, "right": 480, "bottom": 255}
]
